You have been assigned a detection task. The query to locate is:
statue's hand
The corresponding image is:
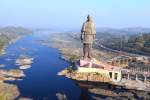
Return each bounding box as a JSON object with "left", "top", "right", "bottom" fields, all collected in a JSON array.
[
  {"left": 80, "top": 36, "right": 83, "bottom": 41},
  {"left": 80, "top": 34, "right": 83, "bottom": 41}
]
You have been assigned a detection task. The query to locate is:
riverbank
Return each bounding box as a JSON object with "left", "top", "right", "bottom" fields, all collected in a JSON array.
[
  {"left": 0, "top": 27, "right": 32, "bottom": 56},
  {"left": 0, "top": 35, "right": 26, "bottom": 56},
  {"left": 0, "top": 82, "right": 19, "bottom": 100},
  {"left": 0, "top": 49, "right": 5, "bottom": 55},
  {"left": 0, "top": 69, "right": 25, "bottom": 100},
  {"left": 0, "top": 27, "right": 32, "bottom": 100},
  {"left": 38, "top": 32, "right": 120, "bottom": 62}
]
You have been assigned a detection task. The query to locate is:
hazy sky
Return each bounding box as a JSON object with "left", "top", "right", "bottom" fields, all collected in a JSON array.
[{"left": 0, "top": 0, "right": 150, "bottom": 29}]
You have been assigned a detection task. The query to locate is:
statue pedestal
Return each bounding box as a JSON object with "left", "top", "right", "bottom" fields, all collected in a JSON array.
[
  {"left": 79, "top": 58, "right": 115, "bottom": 70},
  {"left": 80, "top": 58, "right": 95, "bottom": 67}
]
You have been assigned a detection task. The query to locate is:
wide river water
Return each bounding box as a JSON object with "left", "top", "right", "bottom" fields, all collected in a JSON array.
[{"left": 0, "top": 31, "right": 81, "bottom": 100}]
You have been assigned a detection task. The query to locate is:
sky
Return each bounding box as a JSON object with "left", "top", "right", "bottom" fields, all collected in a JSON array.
[{"left": 0, "top": 0, "right": 150, "bottom": 29}]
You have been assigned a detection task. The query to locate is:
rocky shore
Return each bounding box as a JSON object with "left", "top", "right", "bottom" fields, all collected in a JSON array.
[
  {"left": 0, "top": 56, "right": 31, "bottom": 100},
  {"left": 0, "top": 49, "right": 5, "bottom": 55},
  {"left": 0, "top": 82, "right": 20, "bottom": 100},
  {"left": 0, "top": 69, "right": 25, "bottom": 82},
  {"left": 0, "top": 69, "right": 24, "bottom": 100},
  {"left": 58, "top": 69, "right": 111, "bottom": 83}
]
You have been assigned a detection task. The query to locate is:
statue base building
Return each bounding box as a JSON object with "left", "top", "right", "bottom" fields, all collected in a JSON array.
[{"left": 75, "top": 58, "right": 122, "bottom": 82}]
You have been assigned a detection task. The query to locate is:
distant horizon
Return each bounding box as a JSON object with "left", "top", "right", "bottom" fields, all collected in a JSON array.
[
  {"left": 1, "top": 26, "right": 150, "bottom": 31},
  {"left": 1, "top": 24, "right": 150, "bottom": 30}
]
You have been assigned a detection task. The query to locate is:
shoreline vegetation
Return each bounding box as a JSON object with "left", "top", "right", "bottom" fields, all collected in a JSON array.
[
  {"left": 0, "top": 27, "right": 32, "bottom": 55},
  {"left": 0, "top": 27, "right": 32, "bottom": 100}
]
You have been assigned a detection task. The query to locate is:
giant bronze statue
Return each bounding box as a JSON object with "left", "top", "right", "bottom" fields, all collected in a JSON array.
[{"left": 81, "top": 15, "right": 96, "bottom": 60}]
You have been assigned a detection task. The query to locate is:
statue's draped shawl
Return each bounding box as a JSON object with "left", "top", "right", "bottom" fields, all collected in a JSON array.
[{"left": 81, "top": 21, "right": 96, "bottom": 44}]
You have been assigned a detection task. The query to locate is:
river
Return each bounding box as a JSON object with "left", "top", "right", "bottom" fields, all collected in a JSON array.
[{"left": 0, "top": 31, "right": 81, "bottom": 100}]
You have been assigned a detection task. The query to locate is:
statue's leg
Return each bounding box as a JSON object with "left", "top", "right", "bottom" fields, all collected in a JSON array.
[
  {"left": 83, "top": 43, "right": 86, "bottom": 59},
  {"left": 88, "top": 44, "right": 92, "bottom": 59},
  {"left": 83, "top": 43, "right": 88, "bottom": 59}
]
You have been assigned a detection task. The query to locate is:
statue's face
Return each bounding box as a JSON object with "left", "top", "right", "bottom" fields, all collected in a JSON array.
[{"left": 87, "top": 16, "right": 92, "bottom": 21}]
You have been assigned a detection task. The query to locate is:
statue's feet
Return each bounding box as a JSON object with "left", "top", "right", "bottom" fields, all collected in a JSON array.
[
  {"left": 82, "top": 57, "right": 92, "bottom": 62},
  {"left": 88, "top": 56, "right": 92, "bottom": 59},
  {"left": 83, "top": 57, "right": 87, "bottom": 60},
  {"left": 82, "top": 56, "right": 88, "bottom": 60}
]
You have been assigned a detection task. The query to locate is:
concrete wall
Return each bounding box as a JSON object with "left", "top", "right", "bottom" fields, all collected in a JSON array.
[{"left": 77, "top": 67, "right": 122, "bottom": 82}]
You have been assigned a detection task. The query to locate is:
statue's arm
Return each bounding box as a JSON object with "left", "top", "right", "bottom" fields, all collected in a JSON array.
[
  {"left": 81, "top": 32, "right": 84, "bottom": 41},
  {"left": 81, "top": 23, "right": 85, "bottom": 40},
  {"left": 93, "top": 23, "right": 96, "bottom": 39}
]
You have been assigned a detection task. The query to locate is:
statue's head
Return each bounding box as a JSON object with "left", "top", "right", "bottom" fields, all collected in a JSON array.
[{"left": 87, "top": 15, "right": 92, "bottom": 21}]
